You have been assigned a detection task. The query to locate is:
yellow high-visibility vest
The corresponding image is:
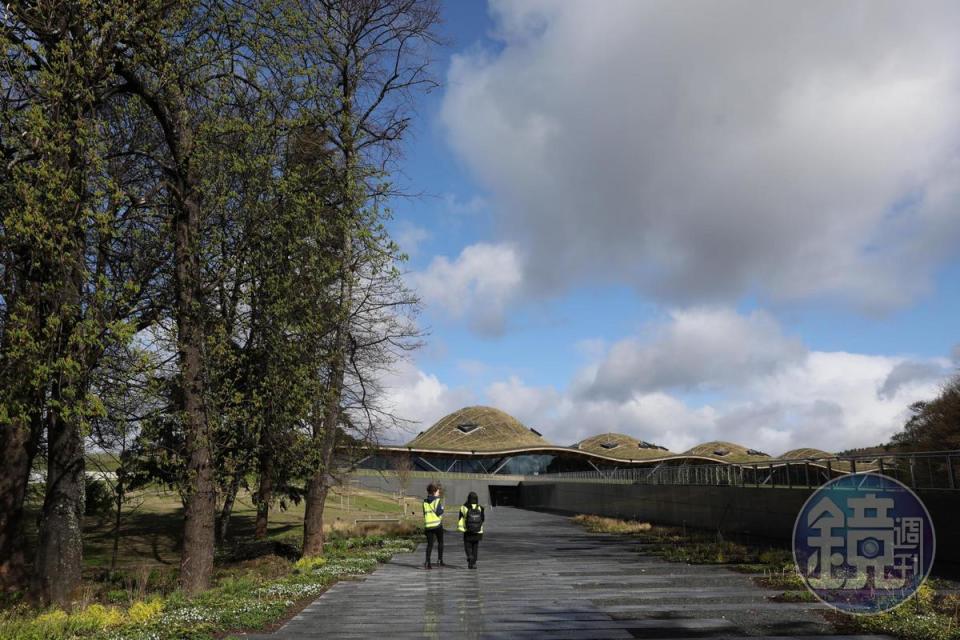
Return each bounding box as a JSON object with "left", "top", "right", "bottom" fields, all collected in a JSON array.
[{"left": 423, "top": 498, "right": 442, "bottom": 529}]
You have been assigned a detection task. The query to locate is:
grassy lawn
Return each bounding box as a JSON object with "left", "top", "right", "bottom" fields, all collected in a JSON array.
[
  {"left": 65, "top": 483, "right": 423, "bottom": 571},
  {"left": 1, "top": 485, "right": 425, "bottom": 640},
  {"left": 572, "top": 514, "right": 960, "bottom": 640}
]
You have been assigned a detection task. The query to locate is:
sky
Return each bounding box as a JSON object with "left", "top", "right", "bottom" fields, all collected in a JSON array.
[{"left": 380, "top": 0, "right": 960, "bottom": 455}]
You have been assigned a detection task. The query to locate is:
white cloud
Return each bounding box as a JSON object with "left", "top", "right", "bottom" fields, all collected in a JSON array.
[
  {"left": 574, "top": 308, "right": 806, "bottom": 400},
  {"left": 409, "top": 242, "right": 524, "bottom": 335},
  {"left": 379, "top": 360, "right": 474, "bottom": 443},
  {"left": 485, "top": 375, "right": 560, "bottom": 428},
  {"left": 392, "top": 221, "right": 430, "bottom": 258},
  {"left": 720, "top": 351, "right": 943, "bottom": 453},
  {"left": 877, "top": 359, "right": 953, "bottom": 400},
  {"left": 391, "top": 308, "right": 953, "bottom": 454},
  {"left": 442, "top": 0, "right": 960, "bottom": 310}
]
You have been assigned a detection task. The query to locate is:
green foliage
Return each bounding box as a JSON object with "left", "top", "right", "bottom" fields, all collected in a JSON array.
[
  {"left": 890, "top": 375, "right": 960, "bottom": 451},
  {"left": 1, "top": 0, "right": 435, "bottom": 601},
  {"left": 292, "top": 556, "right": 327, "bottom": 574}
]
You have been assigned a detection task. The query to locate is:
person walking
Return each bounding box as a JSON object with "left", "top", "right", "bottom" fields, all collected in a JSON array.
[
  {"left": 422, "top": 483, "right": 445, "bottom": 569},
  {"left": 457, "top": 491, "right": 485, "bottom": 569}
]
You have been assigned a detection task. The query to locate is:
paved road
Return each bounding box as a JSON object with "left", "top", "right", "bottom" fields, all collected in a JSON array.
[{"left": 246, "top": 507, "right": 892, "bottom": 639}]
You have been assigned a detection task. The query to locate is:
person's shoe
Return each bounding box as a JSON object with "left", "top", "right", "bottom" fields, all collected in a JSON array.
[
  {"left": 468, "top": 563, "right": 476, "bottom": 569},
  {"left": 438, "top": 560, "right": 445, "bottom": 567},
  {"left": 424, "top": 562, "right": 432, "bottom": 570}
]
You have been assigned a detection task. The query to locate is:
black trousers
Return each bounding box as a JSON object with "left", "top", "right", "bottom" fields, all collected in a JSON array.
[
  {"left": 425, "top": 526, "right": 443, "bottom": 564},
  {"left": 463, "top": 534, "right": 481, "bottom": 566}
]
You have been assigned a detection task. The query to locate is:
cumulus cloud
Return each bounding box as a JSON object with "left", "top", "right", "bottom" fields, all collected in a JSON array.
[
  {"left": 542, "top": 350, "right": 945, "bottom": 455},
  {"left": 442, "top": 0, "right": 960, "bottom": 310},
  {"left": 877, "top": 360, "right": 952, "bottom": 400},
  {"left": 485, "top": 375, "right": 561, "bottom": 428},
  {"left": 379, "top": 360, "right": 475, "bottom": 443},
  {"left": 574, "top": 308, "right": 806, "bottom": 400},
  {"left": 394, "top": 308, "right": 952, "bottom": 454},
  {"left": 408, "top": 242, "right": 524, "bottom": 335}
]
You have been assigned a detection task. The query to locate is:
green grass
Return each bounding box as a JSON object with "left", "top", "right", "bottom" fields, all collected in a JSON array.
[
  {"left": 826, "top": 586, "right": 960, "bottom": 640},
  {"left": 5, "top": 482, "right": 424, "bottom": 640},
  {"left": 6, "top": 483, "right": 423, "bottom": 630},
  {"left": 0, "top": 533, "right": 420, "bottom": 640},
  {"left": 26, "top": 483, "right": 420, "bottom": 572}
]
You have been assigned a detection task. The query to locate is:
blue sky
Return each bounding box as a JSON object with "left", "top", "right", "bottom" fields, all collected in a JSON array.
[{"left": 382, "top": 0, "right": 960, "bottom": 453}]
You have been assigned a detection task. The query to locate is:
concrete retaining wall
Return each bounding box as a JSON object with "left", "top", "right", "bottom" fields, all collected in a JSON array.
[
  {"left": 518, "top": 481, "right": 812, "bottom": 539},
  {"left": 518, "top": 481, "right": 960, "bottom": 569}
]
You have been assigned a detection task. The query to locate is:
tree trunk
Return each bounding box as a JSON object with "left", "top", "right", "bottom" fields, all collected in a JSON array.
[
  {"left": 33, "top": 402, "right": 85, "bottom": 605},
  {"left": 302, "top": 348, "right": 348, "bottom": 556},
  {"left": 34, "top": 227, "right": 89, "bottom": 606},
  {"left": 217, "top": 474, "right": 240, "bottom": 544},
  {"left": 176, "top": 184, "right": 215, "bottom": 594},
  {"left": 254, "top": 449, "right": 273, "bottom": 540},
  {"left": 110, "top": 480, "right": 124, "bottom": 572},
  {"left": 302, "top": 260, "right": 352, "bottom": 556},
  {"left": 302, "top": 471, "right": 330, "bottom": 556},
  {"left": 0, "top": 412, "right": 40, "bottom": 592}
]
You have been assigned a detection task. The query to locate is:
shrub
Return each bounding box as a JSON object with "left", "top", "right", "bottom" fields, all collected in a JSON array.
[
  {"left": 75, "top": 604, "right": 124, "bottom": 629},
  {"left": 127, "top": 599, "right": 164, "bottom": 624},
  {"left": 292, "top": 556, "right": 327, "bottom": 573},
  {"left": 0, "top": 604, "right": 123, "bottom": 640}
]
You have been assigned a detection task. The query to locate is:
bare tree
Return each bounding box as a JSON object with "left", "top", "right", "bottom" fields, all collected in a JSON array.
[{"left": 297, "top": 0, "right": 439, "bottom": 557}]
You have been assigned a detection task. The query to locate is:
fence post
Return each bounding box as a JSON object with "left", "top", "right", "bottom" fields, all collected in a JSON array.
[
  {"left": 804, "top": 462, "right": 811, "bottom": 488},
  {"left": 947, "top": 455, "right": 955, "bottom": 490},
  {"left": 909, "top": 456, "right": 917, "bottom": 488},
  {"left": 754, "top": 464, "right": 760, "bottom": 488},
  {"left": 850, "top": 458, "right": 856, "bottom": 474},
  {"left": 786, "top": 462, "right": 792, "bottom": 488}
]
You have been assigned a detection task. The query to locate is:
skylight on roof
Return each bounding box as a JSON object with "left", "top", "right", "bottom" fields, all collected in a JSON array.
[
  {"left": 456, "top": 423, "right": 480, "bottom": 434},
  {"left": 713, "top": 449, "right": 730, "bottom": 456},
  {"left": 529, "top": 427, "right": 542, "bottom": 436},
  {"left": 746, "top": 449, "right": 768, "bottom": 456},
  {"left": 599, "top": 442, "right": 619, "bottom": 450}
]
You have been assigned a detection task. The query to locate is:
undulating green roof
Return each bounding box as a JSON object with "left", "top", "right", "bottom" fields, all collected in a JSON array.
[
  {"left": 574, "top": 432, "right": 672, "bottom": 460},
  {"left": 406, "top": 406, "right": 549, "bottom": 452},
  {"left": 683, "top": 440, "right": 772, "bottom": 463}
]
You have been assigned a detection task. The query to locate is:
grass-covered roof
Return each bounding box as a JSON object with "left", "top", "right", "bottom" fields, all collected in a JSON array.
[
  {"left": 574, "top": 433, "right": 672, "bottom": 460},
  {"left": 683, "top": 440, "right": 772, "bottom": 463},
  {"left": 779, "top": 447, "right": 834, "bottom": 460},
  {"left": 406, "top": 406, "right": 549, "bottom": 452}
]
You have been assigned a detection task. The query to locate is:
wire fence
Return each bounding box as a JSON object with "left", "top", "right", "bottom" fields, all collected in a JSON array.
[{"left": 526, "top": 451, "right": 960, "bottom": 490}]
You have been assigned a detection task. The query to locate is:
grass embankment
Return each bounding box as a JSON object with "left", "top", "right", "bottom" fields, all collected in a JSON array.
[
  {"left": 572, "top": 514, "right": 960, "bottom": 640},
  {"left": 2, "top": 486, "right": 423, "bottom": 640}
]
